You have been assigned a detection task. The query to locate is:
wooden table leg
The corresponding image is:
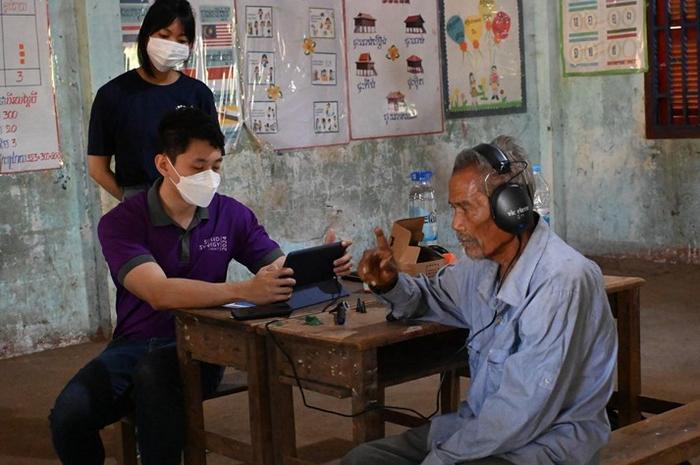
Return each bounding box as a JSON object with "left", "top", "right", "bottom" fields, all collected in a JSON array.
[
  {"left": 244, "top": 334, "right": 275, "bottom": 465},
  {"left": 440, "top": 369, "right": 461, "bottom": 414},
  {"left": 615, "top": 288, "right": 642, "bottom": 426},
  {"left": 351, "top": 350, "right": 384, "bottom": 444},
  {"left": 177, "top": 318, "right": 206, "bottom": 465},
  {"left": 265, "top": 337, "right": 297, "bottom": 465}
]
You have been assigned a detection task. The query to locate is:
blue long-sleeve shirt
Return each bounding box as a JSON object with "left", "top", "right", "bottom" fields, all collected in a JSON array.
[{"left": 378, "top": 219, "right": 617, "bottom": 465}]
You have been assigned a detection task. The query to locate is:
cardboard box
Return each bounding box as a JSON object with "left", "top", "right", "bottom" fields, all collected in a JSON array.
[{"left": 389, "top": 217, "right": 446, "bottom": 278}]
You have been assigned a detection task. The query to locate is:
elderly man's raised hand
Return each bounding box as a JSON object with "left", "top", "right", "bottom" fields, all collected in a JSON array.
[{"left": 358, "top": 227, "right": 398, "bottom": 292}]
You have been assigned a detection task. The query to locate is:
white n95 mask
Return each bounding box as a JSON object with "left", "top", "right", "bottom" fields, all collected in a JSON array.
[
  {"left": 147, "top": 37, "right": 190, "bottom": 72},
  {"left": 168, "top": 160, "right": 221, "bottom": 208}
]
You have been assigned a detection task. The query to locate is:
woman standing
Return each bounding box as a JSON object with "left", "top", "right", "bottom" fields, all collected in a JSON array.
[{"left": 88, "top": 0, "right": 218, "bottom": 200}]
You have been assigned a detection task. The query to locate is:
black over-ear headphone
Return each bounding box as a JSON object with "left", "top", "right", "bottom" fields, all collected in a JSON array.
[{"left": 471, "top": 143, "right": 534, "bottom": 235}]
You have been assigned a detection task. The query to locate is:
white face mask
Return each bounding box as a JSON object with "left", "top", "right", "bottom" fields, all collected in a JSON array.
[
  {"left": 167, "top": 159, "right": 221, "bottom": 208},
  {"left": 147, "top": 37, "right": 190, "bottom": 72}
]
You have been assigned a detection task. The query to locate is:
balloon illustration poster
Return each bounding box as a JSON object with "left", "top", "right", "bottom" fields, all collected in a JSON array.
[{"left": 440, "top": 0, "right": 525, "bottom": 118}]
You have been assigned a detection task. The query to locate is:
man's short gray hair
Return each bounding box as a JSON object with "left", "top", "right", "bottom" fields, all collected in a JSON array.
[{"left": 452, "top": 135, "right": 535, "bottom": 201}]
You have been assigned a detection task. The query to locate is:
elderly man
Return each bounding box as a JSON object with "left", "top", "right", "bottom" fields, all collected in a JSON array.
[{"left": 345, "top": 136, "right": 617, "bottom": 465}]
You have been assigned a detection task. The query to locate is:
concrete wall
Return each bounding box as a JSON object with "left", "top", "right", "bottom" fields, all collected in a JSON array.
[
  {"left": 0, "top": 1, "right": 696, "bottom": 359},
  {"left": 555, "top": 73, "right": 700, "bottom": 263},
  {"left": 0, "top": 1, "right": 110, "bottom": 358}
]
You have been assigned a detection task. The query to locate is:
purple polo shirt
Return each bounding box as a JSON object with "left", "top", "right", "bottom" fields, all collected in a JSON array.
[{"left": 97, "top": 179, "right": 283, "bottom": 340}]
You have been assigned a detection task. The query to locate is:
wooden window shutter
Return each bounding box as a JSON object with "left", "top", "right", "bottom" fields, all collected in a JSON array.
[{"left": 646, "top": 0, "right": 700, "bottom": 138}]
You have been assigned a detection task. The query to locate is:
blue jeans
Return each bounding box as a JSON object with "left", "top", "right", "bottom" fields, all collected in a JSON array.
[{"left": 49, "top": 338, "right": 223, "bottom": 465}]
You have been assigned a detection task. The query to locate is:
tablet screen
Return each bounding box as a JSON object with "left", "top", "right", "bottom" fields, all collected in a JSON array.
[{"left": 283, "top": 241, "right": 344, "bottom": 288}]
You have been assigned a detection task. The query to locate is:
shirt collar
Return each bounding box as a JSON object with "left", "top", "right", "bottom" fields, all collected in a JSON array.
[
  {"left": 477, "top": 215, "right": 550, "bottom": 306},
  {"left": 147, "top": 177, "right": 210, "bottom": 228}
]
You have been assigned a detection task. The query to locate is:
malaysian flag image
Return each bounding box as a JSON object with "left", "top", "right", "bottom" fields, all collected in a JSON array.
[
  {"left": 202, "top": 24, "right": 233, "bottom": 48},
  {"left": 122, "top": 24, "right": 140, "bottom": 43},
  {"left": 120, "top": 0, "right": 149, "bottom": 43}
]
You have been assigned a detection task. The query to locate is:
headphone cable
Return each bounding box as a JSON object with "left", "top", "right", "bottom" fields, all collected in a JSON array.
[
  {"left": 504, "top": 160, "right": 528, "bottom": 185},
  {"left": 464, "top": 234, "right": 523, "bottom": 347},
  {"left": 265, "top": 317, "right": 444, "bottom": 420}
]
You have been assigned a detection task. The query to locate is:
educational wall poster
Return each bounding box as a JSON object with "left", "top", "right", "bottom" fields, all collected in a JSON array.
[
  {"left": 440, "top": 0, "right": 526, "bottom": 118},
  {"left": 246, "top": 51, "right": 275, "bottom": 85},
  {"left": 344, "top": 0, "right": 444, "bottom": 140},
  {"left": 119, "top": 0, "right": 242, "bottom": 146},
  {"left": 0, "top": 0, "right": 63, "bottom": 174},
  {"left": 561, "top": 0, "right": 647, "bottom": 76},
  {"left": 120, "top": 0, "right": 149, "bottom": 70},
  {"left": 236, "top": 0, "right": 349, "bottom": 151},
  {"left": 310, "top": 8, "right": 336, "bottom": 38},
  {"left": 250, "top": 101, "right": 277, "bottom": 133},
  {"left": 311, "top": 53, "right": 337, "bottom": 86},
  {"left": 313, "top": 101, "right": 339, "bottom": 133},
  {"left": 244, "top": 6, "right": 272, "bottom": 38}
]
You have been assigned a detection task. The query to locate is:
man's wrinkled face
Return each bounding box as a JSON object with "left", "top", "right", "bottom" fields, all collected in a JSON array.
[{"left": 448, "top": 168, "right": 494, "bottom": 259}]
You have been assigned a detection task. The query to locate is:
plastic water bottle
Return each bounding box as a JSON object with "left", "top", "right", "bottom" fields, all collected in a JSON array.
[
  {"left": 532, "top": 164, "right": 551, "bottom": 224},
  {"left": 409, "top": 170, "right": 438, "bottom": 245}
]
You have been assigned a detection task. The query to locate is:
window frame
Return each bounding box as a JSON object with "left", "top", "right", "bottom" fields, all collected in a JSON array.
[{"left": 645, "top": 0, "right": 700, "bottom": 139}]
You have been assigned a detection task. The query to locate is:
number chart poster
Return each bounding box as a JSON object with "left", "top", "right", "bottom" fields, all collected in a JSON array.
[
  {"left": 441, "top": 0, "right": 526, "bottom": 117},
  {"left": 236, "top": 0, "right": 349, "bottom": 151},
  {"left": 561, "top": 0, "right": 647, "bottom": 76},
  {"left": 0, "top": 0, "right": 63, "bottom": 174},
  {"left": 345, "top": 0, "right": 444, "bottom": 140},
  {"left": 119, "top": 0, "right": 242, "bottom": 145}
]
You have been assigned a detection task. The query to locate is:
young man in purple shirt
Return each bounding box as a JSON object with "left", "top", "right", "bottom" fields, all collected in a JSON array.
[{"left": 49, "top": 107, "right": 351, "bottom": 465}]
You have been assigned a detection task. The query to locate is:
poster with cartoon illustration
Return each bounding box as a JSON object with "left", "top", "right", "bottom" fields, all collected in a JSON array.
[
  {"left": 440, "top": 0, "right": 525, "bottom": 118},
  {"left": 247, "top": 51, "right": 275, "bottom": 85},
  {"left": 251, "top": 101, "right": 278, "bottom": 133},
  {"left": 561, "top": 0, "right": 646, "bottom": 76},
  {"left": 314, "top": 101, "right": 339, "bottom": 133},
  {"left": 311, "top": 53, "right": 337, "bottom": 85},
  {"left": 246, "top": 6, "right": 273, "bottom": 38},
  {"left": 310, "top": 8, "right": 335, "bottom": 38},
  {"left": 236, "top": 0, "right": 349, "bottom": 151},
  {"left": 119, "top": 0, "right": 243, "bottom": 148},
  {"left": 345, "top": 0, "right": 444, "bottom": 140}
]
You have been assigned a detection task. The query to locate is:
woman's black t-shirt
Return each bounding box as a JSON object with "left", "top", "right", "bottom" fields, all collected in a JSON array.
[{"left": 88, "top": 70, "right": 217, "bottom": 187}]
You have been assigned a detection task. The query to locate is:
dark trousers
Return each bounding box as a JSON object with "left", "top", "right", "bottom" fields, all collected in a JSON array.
[{"left": 49, "top": 338, "right": 222, "bottom": 465}]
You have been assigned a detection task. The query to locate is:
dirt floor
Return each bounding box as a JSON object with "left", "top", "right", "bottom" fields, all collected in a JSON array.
[{"left": 1, "top": 260, "right": 698, "bottom": 464}]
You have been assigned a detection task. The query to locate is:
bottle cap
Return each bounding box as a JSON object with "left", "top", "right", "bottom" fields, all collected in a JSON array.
[
  {"left": 411, "top": 170, "right": 433, "bottom": 182},
  {"left": 532, "top": 163, "right": 541, "bottom": 173}
]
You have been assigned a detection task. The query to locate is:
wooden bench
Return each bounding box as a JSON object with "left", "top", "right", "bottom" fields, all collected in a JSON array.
[
  {"left": 118, "top": 369, "right": 248, "bottom": 465},
  {"left": 600, "top": 399, "right": 700, "bottom": 465}
]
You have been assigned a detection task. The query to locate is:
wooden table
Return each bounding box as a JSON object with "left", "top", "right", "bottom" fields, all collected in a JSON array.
[
  {"left": 175, "top": 275, "right": 652, "bottom": 465},
  {"left": 605, "top": 275, "right": 645, "bottom": 426},
  {"left": 175, "top": 283, "right": 466, "bottom": 465},
  {"left": 261, "top": 290, "right": 467, "bottom": 465},
  {"left": 604, "top": 276, "right": 683, "bottom": 425},
  {"left": 175, "top": 309, "right": 275, "bottom": 465}
]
